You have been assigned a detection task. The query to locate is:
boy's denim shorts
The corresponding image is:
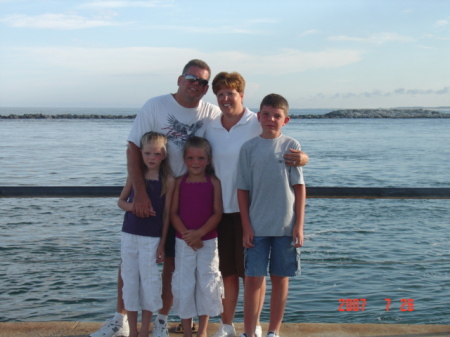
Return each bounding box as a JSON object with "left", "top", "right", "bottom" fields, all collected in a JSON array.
[{"left": 244, "top": 236, "right": 301, "bottom": 277}]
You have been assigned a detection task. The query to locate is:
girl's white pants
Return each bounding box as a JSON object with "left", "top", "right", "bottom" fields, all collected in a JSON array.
[
  {"left": 172, "top": 237, "right": 223, "bottom": 319},
  {"left": 121, "top": 232, "right": 162, "bottom": 312}
]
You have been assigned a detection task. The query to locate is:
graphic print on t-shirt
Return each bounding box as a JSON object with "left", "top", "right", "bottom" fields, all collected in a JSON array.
[{"left": 163, "top": 114, "right": 204, "bottom": 147}]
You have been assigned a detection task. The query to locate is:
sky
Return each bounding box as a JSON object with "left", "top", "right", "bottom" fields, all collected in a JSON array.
[{"left": 0, "top": 0, "right": 449, "bottom": 109}]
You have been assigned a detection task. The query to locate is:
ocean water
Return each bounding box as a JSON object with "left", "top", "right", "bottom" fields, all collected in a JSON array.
[{"left": 0, "top": 109, "right": 449, "bottom": 325}]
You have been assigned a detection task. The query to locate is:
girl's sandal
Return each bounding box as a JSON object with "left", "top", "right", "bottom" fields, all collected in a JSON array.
[
  {"left": 174, "top": 322, "right": 197, "bottom": 333},
  {"left": 174, "top": 323, "right": 183, "bottom": 333}
]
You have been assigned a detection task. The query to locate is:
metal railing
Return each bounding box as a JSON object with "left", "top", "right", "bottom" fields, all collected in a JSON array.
[{"left": 1, "top": 186, "right": 450, "bottom": 199}]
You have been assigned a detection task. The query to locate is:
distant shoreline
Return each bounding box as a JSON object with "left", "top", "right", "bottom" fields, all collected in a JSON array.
[
  {"left": 291, "top": 108, "right": 450, "bottom": 119},
  {"left": 1, "top": 108, "right": 449, "bottom": 119},
  {"left": 0, "top": 113, "right": 136, "bottom": 119}
]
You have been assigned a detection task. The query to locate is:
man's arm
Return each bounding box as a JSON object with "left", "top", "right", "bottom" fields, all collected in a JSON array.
[{"left": 126, "top": 141, "right": 155, "bottom": 218}]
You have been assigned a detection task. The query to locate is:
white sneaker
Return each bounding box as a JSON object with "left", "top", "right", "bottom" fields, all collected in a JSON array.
[
  {"left": 255, "top": 325, "right": 262, "bottom": 337},
  {"left": 266, "top": 332, "right": 279, "bottom": 337},
  {"left": 212, "top": 324, "right": 236, "bottom": 337},
  {"left": 90, "top": 316, "right": 129, "bottom": 337},
  {"left": 153, "top": 319, "right": 169, "bottom": 337}
]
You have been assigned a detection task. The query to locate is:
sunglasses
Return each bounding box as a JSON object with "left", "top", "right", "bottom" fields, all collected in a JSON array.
[{"left": 182, "top": 74, "right": 209, "bottom": 87}]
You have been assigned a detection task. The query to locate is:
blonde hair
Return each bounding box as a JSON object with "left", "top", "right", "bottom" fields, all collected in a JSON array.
[
  {"left": 183, "top": 136, "right": 215, "bottom": 176},
  {"left": 140, "top": 132, "right": 171, "bottom": 196}
]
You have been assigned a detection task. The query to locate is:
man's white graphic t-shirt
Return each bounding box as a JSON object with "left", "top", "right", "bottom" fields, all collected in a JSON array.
[{"left": 128, "top": 94, "right": 220, "bottom": 177}]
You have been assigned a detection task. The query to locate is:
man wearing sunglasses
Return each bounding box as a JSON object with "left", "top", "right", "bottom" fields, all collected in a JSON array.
[{"left": 128, "top": 59, "right": 220, "bottom": 209}]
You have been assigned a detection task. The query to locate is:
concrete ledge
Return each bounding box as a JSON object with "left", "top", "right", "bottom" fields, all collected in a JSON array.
[{"left": 1, "top": 322, "right": 449, "bottom": 337}]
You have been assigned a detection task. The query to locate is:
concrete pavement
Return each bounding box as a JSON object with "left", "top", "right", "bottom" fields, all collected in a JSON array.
[{"left": 1, "top": 322, "right": 450, "bottom": 337}]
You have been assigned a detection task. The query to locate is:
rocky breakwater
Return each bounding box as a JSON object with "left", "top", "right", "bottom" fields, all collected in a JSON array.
[
  {"left": 0, "top": 113, "right": 136, "bottom": 119},
  {"left": 293, "top": 108, "right": 450, "bottom": 119},
  {"left": 2, "top": 109, "right": 450, "bottom": 119}
]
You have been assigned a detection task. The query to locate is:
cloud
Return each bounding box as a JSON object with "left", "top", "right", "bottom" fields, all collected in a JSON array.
[
  {"left": 328, "top": 32, "right": 414, "bottom": 44},
  {"left": 320, "top": 87, "right": 450, "bottom": 100},
  {"left": 191, "top": 18, "right": 277, "bottom": 35},
  {"left": 79, "top": 0, "right": 174, "bottom": 8},
  {"left": 397, "top": 87, "right": 449, "bottom": 95},
  {"left": 0, "top": 46, "right": 366, "bottom": 108},
  {"left": 299, "top": 29, "right": 319, "bottom": 37},
  {"left": 0, "top": 13, "right": 120, "bottom": 29},
  {"left": 247, "top": 18, "right": 278, "bottom": 24},
  {"left": 136, "top": 24, "right": 261, "bottom": 35},
  {"left": 209, "top": 49, "right": 364, "bottom": 75},
  {"left": 416, "top": 45, "right": 435, "bottom": 50},
  {"left": 434, "top": 19, "right": 449, "bottom": 27},
  {"left": 422, "top": 33, "right": 450, "bottom": 41},
  {"left": 3, "top": 46, "right": 364, "bottom": 76}
]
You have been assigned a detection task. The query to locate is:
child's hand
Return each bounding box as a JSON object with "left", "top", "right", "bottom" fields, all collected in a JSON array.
[
  {"left": 242, "top": 227, "right": 254, "bottom": 248},
  {"left": 156, "top": 245, "right": 165, "bottom": 263},
  {"left": 292, "top": 229, "right": 304, "bottom": 248},
  {"left": 182, "top": 230, "right": 202, "bottom": 246},
  {"left": 189, "top": 239, "right": 204, "bottom": 251}
]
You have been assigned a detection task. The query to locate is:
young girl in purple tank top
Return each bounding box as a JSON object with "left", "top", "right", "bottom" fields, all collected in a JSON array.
[
  {"left": 170, "top": 136, "right": 224, "bottom": 337},
  {"left": 118, "top": 132, "right": 175, "bottom": 337}
]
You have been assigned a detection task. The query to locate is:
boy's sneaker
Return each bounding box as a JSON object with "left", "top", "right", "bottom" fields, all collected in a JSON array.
[
  {"left": 240, "top": 334, "right": 249, "bottom": 337},
  {"left": 212, "top": 323, "right": 236, "bottom": 337},
  {"left": 153, "top": 319, "right": 169, "bottom": 337},
  {"left": 89, "top": 316, "right": 129, "bottom": 337},
  {"left": 266, "top": 332, "right": 279, "bottom": 337},
  {"left": 255, "top": 325, "right": 262, "bottom": 337}
]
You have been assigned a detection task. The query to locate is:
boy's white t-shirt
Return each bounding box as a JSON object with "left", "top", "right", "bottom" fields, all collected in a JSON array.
[
  {"left": 205, "top": 108, "right": 261, "bottom": 213},
  {"left": 128, "top": 94, "right": 220, "bottom": 177},
  {"left": 236, "top": 134, "right": 305, "bottom": 236}
]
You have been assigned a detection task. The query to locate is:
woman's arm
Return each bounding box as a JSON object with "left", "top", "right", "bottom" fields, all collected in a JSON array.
[{"left": 284, "top": 149, "right": 309, "bottom": 167}]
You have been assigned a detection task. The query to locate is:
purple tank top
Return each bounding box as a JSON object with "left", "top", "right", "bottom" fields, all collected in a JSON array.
[
  {"left": 176, "top": 174, "right": 217, "bottom": 240},
  {"left": 122, "top": 176, "right": 165, "bottom": 237}
]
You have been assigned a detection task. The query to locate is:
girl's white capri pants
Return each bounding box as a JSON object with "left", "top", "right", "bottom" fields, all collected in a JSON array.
[
  {"left": 172, "top": 237, "right": 223, "bottom": 319},
  {"left": 121, "top": 232, "right": 162, "bottom": 312}
]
